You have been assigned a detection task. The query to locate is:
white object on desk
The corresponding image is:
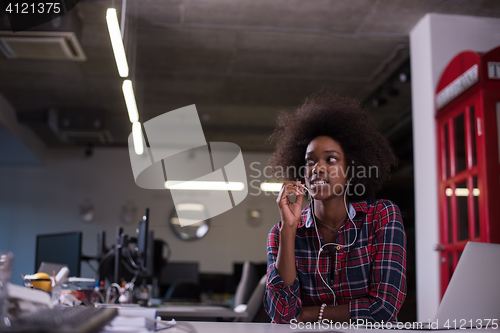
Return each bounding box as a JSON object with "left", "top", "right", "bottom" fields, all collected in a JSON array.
[
  {"left": 97, "top": 306, "right": 159, "bottom": 332},
  {"left": 54, "top": 267, "right": 69, "bottom": 286},
  {"left": 234, "top": 304, "right": 247, "bottom": 313},
  {"left": 67, "top": 277, "right": 95, "bottom": 289},
  {"left": 7, "top": 283, "right": 52, "bottom": 312}
]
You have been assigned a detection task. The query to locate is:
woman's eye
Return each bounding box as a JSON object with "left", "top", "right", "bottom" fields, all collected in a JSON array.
[
  {"left": 327, "top": 156, "right": 337, "bottom": 163},
  {"left": 305, "top": 159, "right": 314, "bottom": 165}
]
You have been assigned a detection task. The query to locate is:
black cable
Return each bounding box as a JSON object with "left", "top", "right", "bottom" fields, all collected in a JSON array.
[
  {"left": 120, "top": 258, "right": 137, "bottom": 274},
  {"left": 124, "top": 248, "right": 139, "bottom": 269},
  {"left": 99, "top": 245, "right": 121, "bottom": 264},
  {"left": 84, "top": 260, "right": 98, "bottom": 273}
]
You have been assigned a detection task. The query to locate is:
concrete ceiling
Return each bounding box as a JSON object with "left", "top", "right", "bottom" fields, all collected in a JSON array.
[{"left": 0, "top": 0, "right": 499, "bottom": 157}]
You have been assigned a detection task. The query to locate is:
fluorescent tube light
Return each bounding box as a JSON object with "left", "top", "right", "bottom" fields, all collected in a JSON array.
[
  {"left": 170, "top": 217, "right": 205, "bottom": 226},
  {"left": 165, "top": 181, "right": 245, "bottom": 191},
  {"left": 176, "top": 203, "right": 206, "bottom": 211},
  {"left": 122, "top": 80, "right": 139, "bottom": 123},
  {"left": 132, "top": 122, "right": 143, "bottom": 155},
  {"left": 106, "top": 8, "right": 129, "bottom": 77},
  {"left": 260, "top": 182, "right": 282, "bottom": 192}
]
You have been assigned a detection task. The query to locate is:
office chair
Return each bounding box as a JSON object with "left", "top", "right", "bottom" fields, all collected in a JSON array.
[
  {"left": 233, "top": 261, "right": 259, "bottom": 307},
  {"left": 237, "top": 274, "right": 269, "bottom": 322}
]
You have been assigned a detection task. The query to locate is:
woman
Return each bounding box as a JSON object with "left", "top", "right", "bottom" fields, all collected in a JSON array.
[{"left": 264, "top": 93, "right": 406, "bottom": 324}]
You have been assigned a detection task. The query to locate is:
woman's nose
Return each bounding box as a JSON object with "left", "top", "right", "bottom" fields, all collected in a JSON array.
[{"left": 312, "top": 161, "right": 326, "bottom": 175}]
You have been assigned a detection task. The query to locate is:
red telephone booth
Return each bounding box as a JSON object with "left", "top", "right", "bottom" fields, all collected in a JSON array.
[{"left": 435, "top": 46, "right": 500, "bottom": 297}]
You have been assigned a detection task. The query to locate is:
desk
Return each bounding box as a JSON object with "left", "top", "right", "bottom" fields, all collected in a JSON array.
[
  {"left": 96, "top": 303, "right": 247, "bottom": 321},
  {"left": 158, "top": 321, "right": 500, "bottom": 333},
  {"left": 156, "top": 305, "right": 248, "bottom": 320}
]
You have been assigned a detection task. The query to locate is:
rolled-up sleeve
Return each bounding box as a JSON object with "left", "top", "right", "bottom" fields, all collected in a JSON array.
[
  {"left": 349, "top": 201, "right": 407, "bottom": 322},
  {"left": 264, "top": 224, "right": 302, "bottom": 323}
]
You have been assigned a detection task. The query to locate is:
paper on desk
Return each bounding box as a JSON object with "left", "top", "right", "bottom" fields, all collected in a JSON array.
[
  {"left": 101, "top": 316, "right": 151, "bottom": 332},
  {"left": 100, "top": 307, "right": 160, "bottom": 332}
]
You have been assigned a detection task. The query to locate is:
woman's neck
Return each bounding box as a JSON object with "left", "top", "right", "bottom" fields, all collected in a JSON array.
[{"left": 313, "top": 196, "right": 348, "bottom": 228}]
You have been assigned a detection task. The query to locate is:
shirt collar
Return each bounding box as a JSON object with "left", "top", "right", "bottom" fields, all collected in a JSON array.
[{"left": 301, "top": 200, "right": 367, "bottom": 228}]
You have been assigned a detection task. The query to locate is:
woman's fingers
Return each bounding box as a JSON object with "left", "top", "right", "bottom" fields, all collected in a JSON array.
[
  {"left": 276, "top": 181, "right": 307, "bottom": 229},
  {"left": 276, "top": 181, "right": 300, "bottom": 204},
  {"left": 277, "top": 181, "right": 304, "bottom": 206}
]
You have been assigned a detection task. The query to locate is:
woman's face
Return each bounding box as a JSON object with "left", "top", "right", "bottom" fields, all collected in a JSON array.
[{"left": 304, "top": 136, "right": 348, "bottom": 200}]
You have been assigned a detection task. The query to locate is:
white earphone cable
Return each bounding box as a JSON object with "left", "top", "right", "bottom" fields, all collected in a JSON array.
[{"left": 311, "top": 178, "right": 358, "bottom": 305}]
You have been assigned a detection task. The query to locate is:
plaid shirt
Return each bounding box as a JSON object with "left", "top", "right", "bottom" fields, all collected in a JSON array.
[{"left": 264, "top": 199, "right": 406, "bottom": 324}]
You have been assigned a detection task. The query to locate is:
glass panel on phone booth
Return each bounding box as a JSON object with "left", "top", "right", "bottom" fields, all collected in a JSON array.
[
  {"left": 469, "top": 106, "right": 477, "bottom": 166},
  {"left": 454, "top": 114, "right": 467, "bottom": 173},
  {"left": 446, "top": 187, "right": 452, "bottom": 244},
  {"left": 473, "top": 177, "right": 480, "bottom": 239},
  {"left": 456, "top": 180, "right": 469, "bottom": 241},
  {"left": 444, "top": 124, "right": 450, "bottom": 179}
]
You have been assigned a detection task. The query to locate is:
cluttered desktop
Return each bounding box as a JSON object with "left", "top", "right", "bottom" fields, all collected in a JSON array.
[{"left": 0, "top": 208, "right": 266, "bottom": 332}]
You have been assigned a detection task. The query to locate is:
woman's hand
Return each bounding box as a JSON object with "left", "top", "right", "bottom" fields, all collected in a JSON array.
[
  {"left": 296, "top": 304, "right": 351, "bottom": 323},
  {"left": 296, "top": 306, "right": 320, "bottom": 323},
  {"left": 275, "top": 181, "right": 305, "bottom": 286},
  {"left": 277, "top": 181, "right": 305, "bottom": 230}
]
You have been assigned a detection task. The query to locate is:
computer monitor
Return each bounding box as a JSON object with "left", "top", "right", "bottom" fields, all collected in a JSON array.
[
  {"left": 141, "top": 230, "right": 155, "bottom": 278},
  {"left": 136, "top": 208, "right": 154, "bottom": 277},
  {"left": 97, "top": 208, "right": 157, "bottom": 283},
  {"left": 35, "top": 231, "right": 82, "bottom": 277},
  {"left": 137, "top": 208, "right": 149, "bottom": 256},
  {"left": 160, "top": 262, "right": 199, "bottom": 285}
]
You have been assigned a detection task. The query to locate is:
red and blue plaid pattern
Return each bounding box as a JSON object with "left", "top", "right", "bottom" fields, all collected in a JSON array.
[{"left": 264, "top": 199, "right": 407, "bottom": 323}]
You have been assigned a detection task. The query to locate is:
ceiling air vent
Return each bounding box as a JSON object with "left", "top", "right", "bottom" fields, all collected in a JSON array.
[
  {"left": 0, "top": 31, "right": 86, "bottom": 61},
  {"left": 48, "top": 109, "right": 113, "bottom": 144}
]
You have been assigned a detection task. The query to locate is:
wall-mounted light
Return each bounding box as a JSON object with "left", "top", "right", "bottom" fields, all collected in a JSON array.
[
  {"left": 247, "top": 209, "right": 263, "bottom": 227},
  {"left": 120, "top": 201, "right": 137, "bottom": 225},
  {"left": 79, "top": 199, "right": 95, "bottom": 223}
]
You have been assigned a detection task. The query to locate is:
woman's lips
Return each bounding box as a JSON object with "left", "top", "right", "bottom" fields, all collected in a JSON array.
[{"left": 309, "top": 179, "right": 329, "bottom": 190}]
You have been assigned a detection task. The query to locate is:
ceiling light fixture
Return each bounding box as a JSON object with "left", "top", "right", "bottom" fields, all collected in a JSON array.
[
  {"left": 122, "top": 80, "right": 139, "bottom": 123},
  {"left": 372, "top": 96, "right": 387, "bottom": 107},
  {"left": 176, "top": 203, "right": 206, "bottom": 211},
  {"left": 399, "top": 72, "right": 410, "bottom": 83},
  {"left": 106, "top": 8, "right": 129, "bottom": 77},
  {"left": 165, "top": 181, "right": 245, "bottom": 191},
  {"left": 260, "top": 182, "right": 282, "bottom": 192},
  {"left": 131, "top": 122, "right": 143, "bottom": 155}
]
